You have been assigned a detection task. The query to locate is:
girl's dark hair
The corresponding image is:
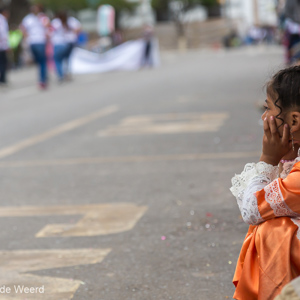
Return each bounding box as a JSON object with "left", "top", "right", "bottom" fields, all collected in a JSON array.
[{"left": 266, "top": 66, "right": 300, "bottom": 126}]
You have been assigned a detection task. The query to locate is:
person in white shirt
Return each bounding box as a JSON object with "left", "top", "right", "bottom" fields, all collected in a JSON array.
[
  {"left": 20, "top": 4, "right": 49, "bottom": 89},
  {"left": 51, "top": 11, "right": 69, "bottom": 81},
  {"left": 65, "top": 16, "right": 81, "bottom": 77},
  {"left": 0, "top": 6, "right": 9, "bottom": 85},
  {"left": 51, "top": 11, "right": 81, "bottom": 81}
]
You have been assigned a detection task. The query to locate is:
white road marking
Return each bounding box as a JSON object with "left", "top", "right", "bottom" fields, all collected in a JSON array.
[
  {"left": 98, "top": 112, "right": 229, "bottom": 136},
  {"left": 0, "top": 203, "right": 148, "bottom": 237},
  {"left": 0, "top": 248, "right": 111, "bottom": 299},
  {"left": 0, "top": 105, "right": 119, "bottom": 159}
]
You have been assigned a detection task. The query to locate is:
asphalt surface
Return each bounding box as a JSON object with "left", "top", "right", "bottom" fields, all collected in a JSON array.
[{"left": 0, "top": 45, "right": 284, "bottom": 300}]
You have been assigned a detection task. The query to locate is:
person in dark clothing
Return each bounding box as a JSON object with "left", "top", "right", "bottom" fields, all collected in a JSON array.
[
  {"left": 284, "top": 0, "right": 300, "bottom": 64},
  {"left": 141, "top": 25, "right": 154, "bottom": 68},
  {"left": 285, "top": 0, "right": 300, "bottom": 24},
  {"left": 0, "top": 6, "right": 9, "bottom": 85}
]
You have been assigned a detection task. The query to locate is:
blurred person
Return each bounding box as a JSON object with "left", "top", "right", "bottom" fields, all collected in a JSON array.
[
  {"left": 9, "top": 25, "right": 23, "bottom": 68},
  {"left": 77, "top": 31, "right": 88, "bottom": 47},
  {"left": 20, "top": 4, "right": 50, "bottom": 89},
  {"left": 112, "top": 30, "right": 123, "bottom": 47},
  {"left": 0, "top": 6, "right": 10, "bottom": 85},
  {"left": 51, "top": 11, "right": 69, "bottom": 82},
  {"left": 284, "top": 0, "right": 300, "bottom": 64},
  {"left": 141, "top": 25, "right": 154, "bottom": 68},
  {"left": 51, "top": 11, "right": 81, "bottom": 82},
  {"left": 230, "top": 66, "right": 300, "bottom": 299},
  {"left": 246, "top": 26, "right": 267, "bottom": 45},
  {"left": 223, "top": 29, "right": 241, "bottom": 48},
  {"left": 64, "top": 14, "right": 81, "bottom": 79}
]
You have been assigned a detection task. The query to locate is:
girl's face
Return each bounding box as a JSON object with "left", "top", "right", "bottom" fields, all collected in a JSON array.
[{"left": 261, "top": 95, "right": 284, "bottom": 136}]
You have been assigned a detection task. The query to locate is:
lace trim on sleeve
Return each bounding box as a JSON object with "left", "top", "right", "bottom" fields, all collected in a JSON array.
[
  {"left": 230, "top": 162, "right": 279, "bottom": 225},
  {"left": 240, "top": 181, "right": 265, "bottom": 225},
  {"left": 264, "top": 179, "right": 299, "bottom": 218},
  {"left": 230, "top": 162, "right": 279, "bottom": 198},
  {"left": 280, "top": 161, "right": 296, "bottom": 179},
  {"left": 280, "top": 152, "right": 300, "bottom": 179}
]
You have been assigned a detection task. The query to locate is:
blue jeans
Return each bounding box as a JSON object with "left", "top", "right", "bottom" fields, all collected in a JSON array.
[
  {"left": 30, "top": 44, "right": 47, "bottom": 84},
  {"left": 0, "top": 50, "right": 7, "bottom": 83},
  {"left": 53, "top": 44, "right": 69, "bottom": 80},
  {"left": 65, "top": 43, "right": 75, "bottom": 74},
  {"left": 66, "top": 43, "right": 75, "bottom": 60}
]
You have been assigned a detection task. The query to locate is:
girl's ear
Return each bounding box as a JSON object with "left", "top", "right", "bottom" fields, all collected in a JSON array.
[{"left": 290, "top": 112, "right": 300, "bottom": 132}]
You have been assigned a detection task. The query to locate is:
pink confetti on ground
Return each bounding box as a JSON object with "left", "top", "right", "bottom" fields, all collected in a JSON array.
[{"left": 161, "top": 236, "right": 166, "bottom": 241}]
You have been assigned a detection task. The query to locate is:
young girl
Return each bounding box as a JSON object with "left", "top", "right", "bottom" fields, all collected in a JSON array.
[{"left": 230, "top": 66, "right": 300, "bottom": 299}]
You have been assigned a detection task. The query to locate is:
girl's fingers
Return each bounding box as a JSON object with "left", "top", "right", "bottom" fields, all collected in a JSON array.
[
  {"left": 263, "top": 117, "right": 271, "bottom": 138},
  {"left": 269, "top": 116, "right": 278, "bottom": 135},
  {"left": 282, "top": 124, "right": 290, "bottom": 144}
]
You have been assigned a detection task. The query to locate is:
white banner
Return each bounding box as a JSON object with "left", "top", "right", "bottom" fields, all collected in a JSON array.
[{"left": 70, "top": 39, "right": 160, "bottom": 74}]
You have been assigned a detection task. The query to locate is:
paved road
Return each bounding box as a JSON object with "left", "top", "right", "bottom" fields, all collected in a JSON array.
[{"left": 0, "top": 46, "right": 284, "bottom": 300}]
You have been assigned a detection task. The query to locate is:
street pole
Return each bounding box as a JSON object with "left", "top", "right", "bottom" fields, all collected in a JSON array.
[{"left": 253, "top": 0, "right": 259, "bottom": 25}]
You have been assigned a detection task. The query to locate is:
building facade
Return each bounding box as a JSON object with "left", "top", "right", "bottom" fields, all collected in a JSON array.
[
  {"left": 120, "top": 0, "right": 155, "bottom": 29},
  {"left": 224, "top": 0, "right": 277, "bottom": 34}
]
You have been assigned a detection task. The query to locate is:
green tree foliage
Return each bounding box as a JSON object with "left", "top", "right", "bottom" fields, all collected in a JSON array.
[
  {"left": 151, "top": 0, "right": 168, "bottom": 10},
  {"left": 9, "top": 0, "right": 30, "bottom": 25},
  {"left": 33, "top": 0, "right": 87, "bottom": 12},
  {"left": 202, "top": 0, "right": 218, "bottom": 7},
  {"left": 32, "top": 0, "right": 136, "bottom": 13},
  {"left": 151, "top": 0, "right": 169, "bottom": 21},
  {"left": 94, "top": 0, "right": 136, "bottom": 12},
  {"left": 1, "top": 0, "right": 136, "bottom": 25}
]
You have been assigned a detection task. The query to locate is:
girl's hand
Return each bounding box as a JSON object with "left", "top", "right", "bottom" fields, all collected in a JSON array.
[{"left": 260, "top": 116, "right": 291, "bottom": 166}]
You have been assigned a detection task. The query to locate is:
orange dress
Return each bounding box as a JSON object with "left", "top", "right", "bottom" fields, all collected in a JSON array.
[{"left": 230, "top": 160, "right": 300, "bottom": 300}]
